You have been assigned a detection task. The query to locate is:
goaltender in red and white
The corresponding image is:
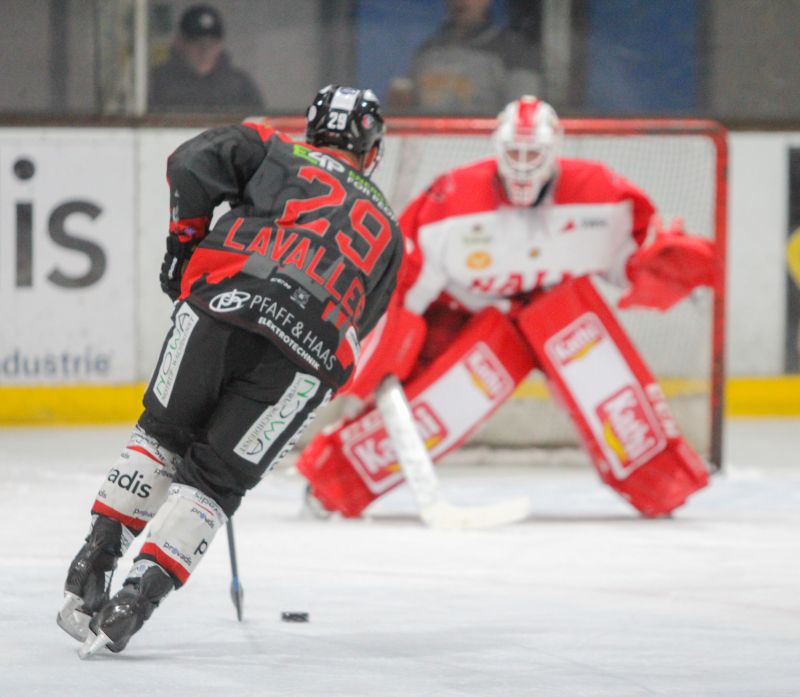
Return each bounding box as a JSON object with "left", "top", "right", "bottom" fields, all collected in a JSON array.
[{"left": 297, "top": 95, "right": 715, "bottom": 520}]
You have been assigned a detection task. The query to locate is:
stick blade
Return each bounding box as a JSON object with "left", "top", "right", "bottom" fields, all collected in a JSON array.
[
  {"left": 423, "top": 496, "right": 531, "bottom": 530},
  {"left": 376, "top": 375, "right": 531, "bottom": 531}
]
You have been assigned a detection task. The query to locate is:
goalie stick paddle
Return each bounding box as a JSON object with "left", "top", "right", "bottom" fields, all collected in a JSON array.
[
  {"left": 226, "top": 520, "right": 244, "bottom": 621},
  {"left": 374, "top": 376, "right": 531, "bottom": 530}
]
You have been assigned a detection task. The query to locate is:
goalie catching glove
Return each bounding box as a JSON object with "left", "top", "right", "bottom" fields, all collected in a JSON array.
[{"left": 619, "top": 217, "right": 715, "bottom": 311}]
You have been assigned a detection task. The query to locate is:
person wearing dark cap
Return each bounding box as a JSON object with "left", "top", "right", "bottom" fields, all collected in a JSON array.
[{"left": 149, "top": 3, "right": 265, "bottom": 115}]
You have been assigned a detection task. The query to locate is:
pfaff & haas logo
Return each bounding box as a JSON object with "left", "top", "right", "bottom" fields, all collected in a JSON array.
[
  {"left": 209, "top": 289, "right": 251, "bottom": 312},
  {"left": 596, "top": 385, "right": 666, "bottom": 474},
  {"left": 345, "top": 403, "right": 448, "bottom": 493},
  {"left": 548, "top": 313, "right": 604, "bottom": 367}
]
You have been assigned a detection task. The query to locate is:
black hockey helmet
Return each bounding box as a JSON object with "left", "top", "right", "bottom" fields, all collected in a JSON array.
[{"left": 305, "top": 85, "right": 385, "bottom": 175}]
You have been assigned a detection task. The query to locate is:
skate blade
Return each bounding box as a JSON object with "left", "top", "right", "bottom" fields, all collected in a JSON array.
[
  {"left": 78, "top": 629, "right": 113, "bottom": 659},
  {"left": 57, "top": 592, "right": 92, "bottom": 642},
  {"left": 301, "top": 486, "right": 334, "bottom": 520}
]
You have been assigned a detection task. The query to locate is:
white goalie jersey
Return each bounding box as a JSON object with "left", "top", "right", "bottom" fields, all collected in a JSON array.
[{"left": 398, "top": 156, "right": 656, "bottom": 316}]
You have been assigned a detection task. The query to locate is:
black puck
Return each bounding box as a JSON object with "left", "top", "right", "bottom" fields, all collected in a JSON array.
[{"left": 281, "top": 611, "right": 309, "bottom": 623}]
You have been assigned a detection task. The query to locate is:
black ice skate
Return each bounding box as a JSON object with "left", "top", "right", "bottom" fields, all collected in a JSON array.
[
  {"left": 79, "top": 559, "right": 174, "bottom": 659},
  {"left": 57, "top": 514, "right": 132, "bottom": 642}
]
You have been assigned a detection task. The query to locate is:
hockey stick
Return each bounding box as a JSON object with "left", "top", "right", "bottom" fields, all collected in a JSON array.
[
  {"left": 226, "top": 520, "right": 244, "bottom": 621},
  {"left": 374, "top": 375, "right": 530, "bottom": 530}
]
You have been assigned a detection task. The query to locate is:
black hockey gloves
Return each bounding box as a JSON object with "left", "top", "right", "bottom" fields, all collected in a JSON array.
[{"left": 159, "top": 235, "right": 196, "bottom": 301}]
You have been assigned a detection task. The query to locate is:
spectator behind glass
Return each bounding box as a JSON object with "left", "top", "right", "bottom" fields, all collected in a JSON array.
[
  {"left": 388, "top": 0, "right": 541, "bottom": 115},
  {"left": 149, "top": 4, "right": 265, "bottom": 115}
]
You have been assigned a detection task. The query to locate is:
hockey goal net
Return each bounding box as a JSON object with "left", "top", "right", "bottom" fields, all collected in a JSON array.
[
  {"left": 271, "top": 116, "right": 727, "bottom": 469},
  {"left": 379, "top": 117, "right": 726, "bottom": 469}
]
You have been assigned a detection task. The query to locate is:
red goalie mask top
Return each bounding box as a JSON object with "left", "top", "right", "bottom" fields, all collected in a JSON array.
[{"left": 493, "top": 96, "right": 562, "bottom": 207}]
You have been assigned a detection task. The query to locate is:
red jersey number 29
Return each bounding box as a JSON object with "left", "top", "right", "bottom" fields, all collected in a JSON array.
[{"left": 278, "top": 165, "right": 392, "bottom": 275}]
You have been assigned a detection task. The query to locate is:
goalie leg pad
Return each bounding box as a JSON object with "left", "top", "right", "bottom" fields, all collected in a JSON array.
[
  {"left": 297, "top": 307, "right": 536, "bottom": 517},
  {"left": 91, "top": 426, "right": 181, "bottom": 533},
  {"left": 515, "top": 277, "right": 709, "bottom": 516}
]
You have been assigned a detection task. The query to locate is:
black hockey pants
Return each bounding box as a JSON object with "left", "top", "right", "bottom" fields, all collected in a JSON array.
[{"left": 138, "top": 301, "right": 332, "bottom": 517}]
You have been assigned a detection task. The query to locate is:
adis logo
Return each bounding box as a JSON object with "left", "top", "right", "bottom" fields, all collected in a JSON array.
[{"left": 596, "top": 385, "right": 666, "bottom": 474}]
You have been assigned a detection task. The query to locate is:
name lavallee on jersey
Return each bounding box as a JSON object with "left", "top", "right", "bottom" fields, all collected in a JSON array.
[{"left": 221, "top": 217, "right": 367, "bottom": 332}]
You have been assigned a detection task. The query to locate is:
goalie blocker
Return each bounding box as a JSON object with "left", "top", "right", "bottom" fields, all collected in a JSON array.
[{"left": 298, "top": 277, "right": 709, "bottom": 518}]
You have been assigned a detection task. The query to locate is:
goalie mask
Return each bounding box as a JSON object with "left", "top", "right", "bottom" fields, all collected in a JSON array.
[
  {"left": 306, "top": 85, "right": 385, "bottom": 176},
  {"left": 493, "top": 96, "right": 562, "bottom": 207}
]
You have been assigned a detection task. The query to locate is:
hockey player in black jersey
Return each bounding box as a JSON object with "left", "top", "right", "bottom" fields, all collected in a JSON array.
[{"left": 57, "top": 85, "right": 404, "bottom": 658}]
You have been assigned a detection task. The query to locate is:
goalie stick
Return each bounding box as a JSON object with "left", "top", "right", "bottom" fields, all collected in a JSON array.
[{"left": 374, "top": 375, "right": 530, "bottom": 530}]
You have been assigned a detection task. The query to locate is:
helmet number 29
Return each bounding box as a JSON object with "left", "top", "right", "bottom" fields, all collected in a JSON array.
[{"left": 326, "top": 111, "right": 348, "bottom": 131}]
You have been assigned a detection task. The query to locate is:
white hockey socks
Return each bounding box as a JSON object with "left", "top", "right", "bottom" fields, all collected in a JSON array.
[
  {"left": 92, "top": 425, "right": 181, "bottom": 533},
  {"left": 136, "top": 484, "right": 227, "bottom": 586}
]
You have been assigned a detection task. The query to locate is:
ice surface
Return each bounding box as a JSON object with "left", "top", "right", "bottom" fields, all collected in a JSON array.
[{"left": 0, "top": 419, "right": 798, "bottom": 696}]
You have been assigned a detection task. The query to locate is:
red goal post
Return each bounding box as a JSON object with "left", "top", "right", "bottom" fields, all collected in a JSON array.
[{"left": 264, "top": 115, "right": 727, "bottom": 469}]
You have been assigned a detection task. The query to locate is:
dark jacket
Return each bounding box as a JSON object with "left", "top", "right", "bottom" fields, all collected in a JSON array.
[
  {"left": 149, "top": 49, "right": 265, "bottom": 115},
  {"left": 410, "top": 20, "right": 541, "bottom": 114},
  {"left": 166, "top": 123, "right": 404, "bottom": 389}
]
